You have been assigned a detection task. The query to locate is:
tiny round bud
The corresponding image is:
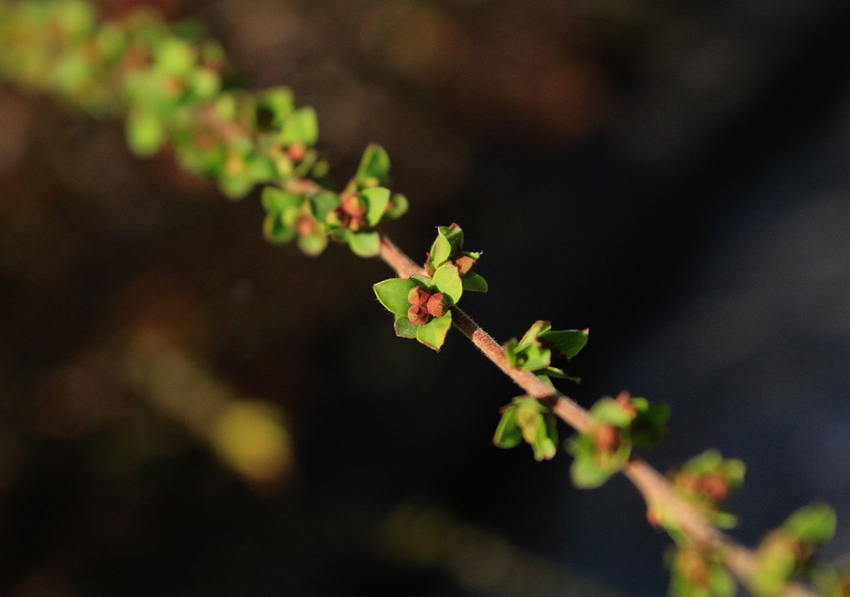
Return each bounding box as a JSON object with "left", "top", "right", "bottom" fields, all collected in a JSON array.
[
  {"left": 287, "top": 142, "right": 307, "bottom": 162},
  {"left": 341, "top": 193, "right": 367, "bottom": 217},
  {"left": 593, "top": 424, "right": 621, "bottom": 452},
  {"left": 407, "top": 304, "right": 430, "bottom": 326},
  {"left": 454, "top": 255, "right": 474, "bottom": 275},
  {"left": 296, "top": 215, "right": 316, "bottom": 237},
  {"left": 408, "top": 286, "right": 431, "bottom": 306},
  {"left": 426, "top": 292, "right": 448, "bottom": 317},
  {"left": 698, "top": 473, "right": 729, "bottom": 502}
]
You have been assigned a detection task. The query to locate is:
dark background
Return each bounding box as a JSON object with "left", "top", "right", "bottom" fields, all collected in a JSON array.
[{"left": 2, "top": 0, "right": 850, "bottom": 595}]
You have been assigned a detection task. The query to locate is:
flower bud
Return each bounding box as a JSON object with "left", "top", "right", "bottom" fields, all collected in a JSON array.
[
  {"left": 340, "top": 193, "right": 367, "bottom": 217},
  {"left": 454, "top": 255, "right": 474, "bottom": 275},
  {"left": 407, "top": 304, "right": 430, "bottom": 326},
  {"left": 296, "top": 214, "right": 317, "bottom": 237},
  {"left": 698, "top": 473, "right": 729, "bottom": 503},
  {"left": 287, "top": 142, "right": 307, "bottom": 162},
  {"left": 426, "top": 292, "right": 448, "bottom": 317},
  {"left": 408, "top": 286, "right": 430, "bottom": 306}
]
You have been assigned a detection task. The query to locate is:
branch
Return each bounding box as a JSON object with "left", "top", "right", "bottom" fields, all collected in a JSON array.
[
  {"left": 0, "top": 1, "right": 832, "bottom": 594},
  {"left": 379, "top": 233, "right": 816, "bottom": 597}
]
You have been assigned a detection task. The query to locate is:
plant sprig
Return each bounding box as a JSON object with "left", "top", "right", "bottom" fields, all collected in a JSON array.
[{"left": 0, "top": 2, "right": 836, "bottom": 596}]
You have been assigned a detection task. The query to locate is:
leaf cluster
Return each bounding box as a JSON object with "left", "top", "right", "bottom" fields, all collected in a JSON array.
[
  {"left": 567, "top": 393, "right": 669, "bottom": 488},
  {"left": 373, "top": 224, "right": 486, "bottom": 350}
]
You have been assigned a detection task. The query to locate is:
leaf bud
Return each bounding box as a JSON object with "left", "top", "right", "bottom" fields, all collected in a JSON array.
[{"left": 454, "top": 255, "right": 474, "bottom": 275}]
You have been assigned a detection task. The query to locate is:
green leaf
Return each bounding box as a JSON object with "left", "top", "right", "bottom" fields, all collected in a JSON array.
[
  {"left": 355, "top": 143, "right": 391, "bottom": 186},
  {"left": 310, "top": 191, "right": 340, "bottom": 222},
  {"left": 189, "top": 67, "right": 220, "bottom": 100},
  {"left": 126, "top": 110, "right": 165, "bottom": 157},
  {"left": 493, "top": 406, "right": 522, "bottom": 449},
  {"left": 347, "top": 231, "right": 381, "bottom": 257},
  {"left": 247, "top": 155, "right": 278, "bottom": 183},
  {"left": 431, "top": 263, "right": 463, "bottom": 304},
  {"left": 429, "top": 231, "right": 453, "bottom": 268},
  {"left": 784, "top": 503, "right": 836, "bottom": 544},
  {"left": 281, "top": 107, "right": 318, "bottom": 146},
  {"left": 261, "top": 86, "right": 295, "bottom": 127},
  {"left": 515, "top": 400, "right": 545, "bottom": 445},
  {"left": 416, "top": 312, "right": 452, "bottom": 351},
  {"left": 387, "top": 193, "right": 408, "bottom": 219},
  {"left": 155, "top": 38, "right": 195, "bottom": 76},
  {"left": 461, "top": 272, "right": 489, "bottom": 293},
  {"left": 713, "top": 512, "right": 739, "bottom": 530},
  {"left": 515, "top": 343, "right": 552, "bottom": 372},
  {"left": 219, "top": 171, "right": 255, "bottom": 200},
  {"left": 570, "top": 452, "right": 615, "bottom": 489},
  {"left": 630, "top": 399, "right": 671, "bottom": 448},
  {"left": 410, "top": 274, "right": 432, "bottom": 287},
  {"left": 374, "top": 278, "right": 418, "bottom": 315},
  {"left": 438, "top": 224, "right": 464, "bottom": 251},
  {"left": 214, "top": 93, "right": 237, "bottom": 121},
  {"left": 263, "top": 212, "right": 295, "bottom": 244},
  {"left": 297, "top": 230, "right": 327, "bottom": 256},
  {"left": 393, "top": 314, "right": 418, "bottom": 339},
  {"left": 517, "top": 321, "right": 550, "bottom": 351},
  {"left": 591, "top": 398, "right": 634, "bottom": 427},
  {"left": 261, "top": 187, "right": 301, "bottom": 212},
  {"left": 363, "top": 187, "right": 391, "bottom": 227},
  {"left": 540, "top": 328, "right": 589, "bottom": 359},
  {"left": 530, "top": 413, "right": 558, "bottom": 461}
]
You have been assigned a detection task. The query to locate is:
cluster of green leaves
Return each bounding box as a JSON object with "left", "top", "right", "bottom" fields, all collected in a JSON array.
[
  {"left": 492, "top": 321, "right": 589, "bottom": 461},
  {"left": 667, "top": 543, "right": 736, "bottom": 597},
  {"left": 660, "top": 456, "right": 837, "bottom": 597},
  {"left": 751, "top": 503, "right": 836, "bottom": 597},
  {"left": 492, "top": 396, "right": 559, "bottom": 461},
  {"left": 262, "top": 144, "right": 407, "bottom": 256},
  {"left": 667, "top": 450, "right": 746, "bottom": 531},
  {"left": 504, "top": 320, "right": 588, "bottom": 384},
  {"left": 665, "top": 502, "right": 836, "bottom": 597},
  {"left": 373, "top": 224, "right": 485, "bottom": 350},
  {"left": 567, "top": 393, "right": 669, "bottom": 488},
  {"left": 0, "top": 0, "right": 406, "bottom": 258}
]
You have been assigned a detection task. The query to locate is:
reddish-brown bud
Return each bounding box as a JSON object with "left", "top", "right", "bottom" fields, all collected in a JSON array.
[
  {"left": 296, "top": 215, "right": 316, "bottom": 237},
  {"left": 676, "top": 546, "right": 710, "bottom": 587},
  {"left": 426, "top": 292, "right": 448, "bottom": 317},
  {"left": 287, "top": 142, "right": 307, "bottom": 163},
  {"left": 408, "top": 286, "right": 430, "bottom": 306},
  {"left": 454, "top": 255, "right": 475, "bottom": 275},
  {"left": 193, "top": 131, "right": 216, "bottom": 151},
  {"left": 593, "top": 424, "right": 621, "bottom": 452},
  {"left": 340, "top": 193, "right": 367, "bottom": 217},
  {"left": 407, "top": 304, "right": 430, "bottom": 326},
  {"left": 698, "top": 473, "right": 729, "bottom": 503}
]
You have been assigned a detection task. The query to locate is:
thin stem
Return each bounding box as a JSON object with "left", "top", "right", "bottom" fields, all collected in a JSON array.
[{"left": 377, "top": 232, "right": 816, "bottom": 597}]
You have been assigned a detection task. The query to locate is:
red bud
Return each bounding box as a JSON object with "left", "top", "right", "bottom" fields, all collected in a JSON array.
[
  {"left": 407, "top": 304, "right": 430, "bottom": 326},
  {"left": 426, "top": 292, "right": 448, "bottom": 317}
]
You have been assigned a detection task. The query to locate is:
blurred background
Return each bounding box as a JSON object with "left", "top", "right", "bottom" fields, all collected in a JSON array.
[{"left": 2, "top": 0, "right": 850, "bottom": 595}]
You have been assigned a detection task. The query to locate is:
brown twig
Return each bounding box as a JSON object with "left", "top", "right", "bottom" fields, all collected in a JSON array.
[{"left": 377, "top": 232, "right": 816, "bottom": 597}]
